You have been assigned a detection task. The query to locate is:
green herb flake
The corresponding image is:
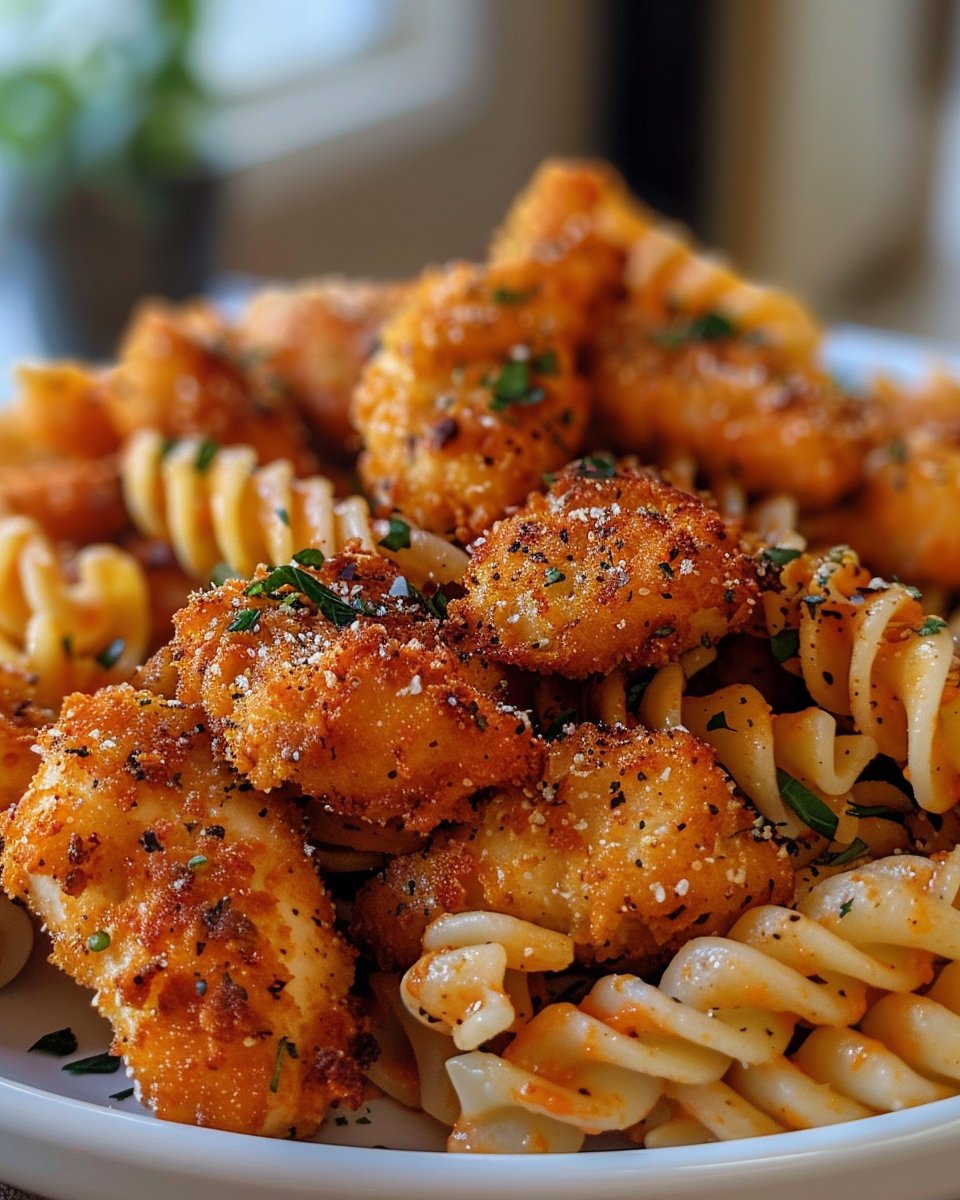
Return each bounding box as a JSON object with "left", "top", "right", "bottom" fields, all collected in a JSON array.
[
  {"left": 227, "top": 608, "right": 260, "bottom": 633},
  {"left": 544, "top": 567, "right": 566, "bottom": 587},
  {"left": 95, "top": 639, "right": 125, "bottom": 670},
  {"left": 651, "top": 625, "right": 675, "bottom": 638},
  {"left": 887, "top": 438, "right": 908, "bottom": 464},
  {"left": 489, "top": 360, "right": 545, "bottom": 412},
  {"left": 531, "top": 349, "right": 559, "bottom": 375},
  {"left": 658, "top": 562, "right": 675, "bottom": 579},
  {"left": 838, "top": 898, "right": 854, "bottom": 919},
  {"left": 86, "top": 930, "right": 111, "bottom": 953},
  {"left": 246, "top": 565, "right": 372, "bottom": 628},
  {"left": 292, "top": 548, "right": 325, "bottom": 568},
  {"left": 269, "top": 1036, "right": 299, "bottom": 1094},
  {"left": 29, "top": 1027, "right": 78, "bottom": 1057},
  {"left": 61, "top": 634, "right": 74, "bottom": 659},
  {"left": 187, "top": 855, "right": 208, "bottom": 870},
  {"left": 706, "top": 712, "right": 732, "bottom": 732},
  {"left": 62, "top": 1053, "right": 121, "bottom": 1076},
  {"left": 763, "top": 546, "right": 802, "bottom": 568},
  {"left": 818, "top": 838, "right": 869, "bottom": 868},
  {"left": 491, "top": 286, "right": 538, "bottom": 305},
  {"left": 378, "top": 516, "right": 412, "bottom": 552},
  {"left": 578, "top": 454, "right": 616, "bottom": 480},
  {"left": 275, "top": 507, "right": 290, "bottom": 527},
  {"left": 653, "top": 311, "right": 736, "bottom": 348},
  {"left": 916, "top": 616, "right": 948, "bottom": 637},
  {"left": 109, "top": 1087, "right": 135, "bottom": 1102},
  {"left": 776, "top": 769, "right": 838, "bottom": 840},
  {"left": 770, "top": 627, "right": 800, "bottom": 663},
  {"left": 542, "top": 709, "right": 577, "bottom": 742},
  {"left": 193, "top": 439, "right": 219, "bottom": 472},
  {"left": 844, "top": 803, "right": 905, "bottom": 824}
]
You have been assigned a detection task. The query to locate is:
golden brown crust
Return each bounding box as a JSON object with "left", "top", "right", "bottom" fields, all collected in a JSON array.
[
  {"left": 171, "top": 552, "right": 544, "bottom": 830},
  {"left": 593, "top": 307, "right": 875, "bottom": 509},
  {"left": 13, "top": 362, "right": 120, "bottom": 460},
  {"left": 0, "top": 665, "right": 50, "bottom": 811},
  {"left": 0, "top": 455, "right": 127, "bottom": 545},
  {"left": 353, "top": 260, "right": 593, "bottom": 541},
  {"left": 0, "top": 684, "right": 361, "bottom": 1138},
  {"left": 237, "top": 277, "right": 407, "bottom": 455},
  {"left": 352, "top": 723, "right": 793, "bottom": 972},
  {"left": 105, "top": 301, "right": 317, "bottom": 473},
  {"left": 450, "top": 463, "right": 759, "bottom": 678}
]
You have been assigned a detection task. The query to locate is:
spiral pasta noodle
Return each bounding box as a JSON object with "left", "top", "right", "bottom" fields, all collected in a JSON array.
[
  {"left": 0, "top": 516, "right": 149, "bottom": 706},
  {"left": 121, "top": 429, "right": 469, "bottom": 586},
  {"left": 390, "top": 852, "right": 960, "bottom": 1153}
]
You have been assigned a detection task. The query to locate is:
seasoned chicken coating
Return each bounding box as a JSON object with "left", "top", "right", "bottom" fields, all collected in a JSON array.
[
  {"left": 352, "top": 723, "right": 793, "bottom": 972},
  {"left": 12, "top": 362, "right": 120, "bottom": 460},
  {"left": 236, "top": 278, "right": 407, "bottom": 455},
  {"left": 593, "top": 310, "right": 874, "bottom": 509},
  {"left": 0, "top": 685, "right": 364, "bottom": 1138},
  {"left": 172, "top": 551, "right": 543, "bottom": 830},
  {"left": 0, "top": 665, "right": 51, "bottom": 811},
  {"left": 105, "top": 302, "right": 316, "bottom": 473},
  {"left": 490, "top": 157, "right": 644, "bottom": 306},
  {"left": 352, "top": 260, "right": 592, "bottom": 541},
  {"left": 0, "top": 454, "right": 127, "bottom": 545},
  {"left": 450, "top": 462, "right": 758, "bottom": 678}
]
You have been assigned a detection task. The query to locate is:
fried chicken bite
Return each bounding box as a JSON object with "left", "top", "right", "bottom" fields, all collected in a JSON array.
[
  {"left": 236, "top": 278, "right": 408, "bottom": 455},
  {"left": 12, "top": 362, "right": 120, "bottom": 460},
  {"left": 172, "top": 551, "right": 543, "bottom": 830},
  {"left": 352, "top": 723, "right": 793, "bottom": 972},
  {"left": 105, "top": 302, "right": 316, "bottom": 473},
  {"left": 450, "top": 462, "right": 758, "bottom": 678},
  {"left": 0, "top": 665, "right": 51, "bottom": 810},
  {"left": 0, "top": 685, "right": 363, "bottom": 1138},
  {"left": 593, "top": 311, "right": 874, "bottom": 510},
  {"left": 352, "top": 260, "right": 592, "bottom": 541},
  {"left": 0, "top": 455, "right": 127, "bottom": 545}
]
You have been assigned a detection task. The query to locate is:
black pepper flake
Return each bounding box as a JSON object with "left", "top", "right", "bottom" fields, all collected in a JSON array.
[{"left": 139, "top": 830, "right": 163, "bottom": 854}]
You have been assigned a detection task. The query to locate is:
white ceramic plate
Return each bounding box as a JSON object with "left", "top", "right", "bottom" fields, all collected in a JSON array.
[{"left": 3, "top": 326, "right": 960, "bottom": 1200}]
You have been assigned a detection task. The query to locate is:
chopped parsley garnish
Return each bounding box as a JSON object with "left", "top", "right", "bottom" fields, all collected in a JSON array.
[
  {"left": 838, "top": 898, "right": 854, "bottom": 919},
  {"left": 194, "top": 439, "right": 219, "bottom": 472},
  {"left": 95, "top": 638, "right": 125, "bottom": 670},
  {"left": 29, "top": 1028, "right": 78, "bottom": 1057},
  {"left": 491, "top": 285, "right": 538, "bottom": 305},
  {"left": 378, "top": 516, "right": 412, "bottom": 552},
  {"left": 187, "top": 855, "right": 208, "bottom": 870},
  {"left": 544, "top": 567, "right": 566, "bottom": 587},
  {"left": 706, "top": 711, "right": 732, "bottom": 732},
  {"left": 61, "top": 634, "right": 74, "bottom": 659},
  {"left": 245, "top": 564, "right": 375, "bottom": 628},
  {"left": 86, "top": 930, "right": 111, "bottom": 953},
  {"left": 578, "top": 454, "right": 616, "bottom": 479},
  {"left": 658, "top": 562, "right": 675, "bottom": 579},
  {"left": 763, "top": 546, "right": 802, "bottom": 568},
  {"left": 62, "top": 1052, "right": 121, "bottom": 1075},
  {"left": 777, "top": 769, "right": 838, "bottom": 840},
  {"left": 531, "top": 349, "right": 559, "bottom": 375},
  {"left": 651, "top": 625, "right": 675, "bottom": 638},
  {"left": 652, "top": 311, "right": 736, "bottom": 348},
  {"left": 541, "top": 709, "right": 577, "bottom": 741},
  {"left": 844, "top": 802, "right": 905, "bottom": 824},
  {"left": 626, "top": 672, "right": 654, "bottom": 711},
  {"left": 887, "top": 438, "right": 908, "bottom": 463},
  {"left": 916, "top": 616, "right": 947, "bottom": 637},
  {"left": 109, "top": 1087, "right": 135, "bottom": 1102},
  {"left": 770, "top": 627, "right": 800, "bottom": 663},
  {"left": 489, "top": 360, "right": 545, "bottom": 412},
  {"left": 227, "top": 608, "right": 260, "bottom": 633},
  {"left": 817, "top": 838, "right": 869, "bottom": 867},
  {"left": 292, "top": 548, "right": 325, "bottom": 568},
  {"left": 269, "top": 1036, "right": 299, "bottom": 1093},
  {"left": 275, "top": 507, "right": 290, "bottom": 527}
]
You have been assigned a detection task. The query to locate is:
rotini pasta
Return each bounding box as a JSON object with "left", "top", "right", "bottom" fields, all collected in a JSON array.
[
  {"left": 0, "top": 516, "right": 149, "bottom": 705},
  {"left": 121, "top": 429, "right": 468, "bottom": 586},
  {"left": 390, "top": 852, "right": 960, "bottom": 1152}
]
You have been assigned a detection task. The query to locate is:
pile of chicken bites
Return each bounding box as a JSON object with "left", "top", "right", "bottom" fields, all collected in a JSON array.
[{"left": 0, "top": 159, "right": 958, "bottom": 1141}]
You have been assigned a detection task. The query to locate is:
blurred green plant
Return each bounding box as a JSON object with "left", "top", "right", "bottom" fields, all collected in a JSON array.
[{"left": 0, "top": 0, "right": 208, "bottom": 211}]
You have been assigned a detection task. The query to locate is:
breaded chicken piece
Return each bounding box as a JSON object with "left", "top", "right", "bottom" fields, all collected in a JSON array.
[
  {"left": 0, "top": 685, "right": 363, "bottom": 1138},
  {"left": 490, "top": 158, "right": 643, "bottom": 308},
  {"left": 352, "top": 723, "right": 792, "bottom": 972},
  {"left": 450, "top": 462, "right": 758, "bottom": 678},
  {"left": 0, "top": 665, "right": 51, "bottom": 811},
  {"left": 105, "top": 302, "right": 316, "bottom": 473},
  {"left": 0, "top": 454, "right": 127, "bottom": 546},
  {"left": 236, "top": 278, "right": 407, "bottom": 455},
  {"left": 593, "top": 311, "right": 874, "bottom": 510},
  {"left": 12, "top": 362, "right": 120, "bottom": 460},
  {"left": 172, "top": 551, "right": 543, "bottom": 830},
  {"left": 352, "top": 261, "right": 592, "bottom": 541}
]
